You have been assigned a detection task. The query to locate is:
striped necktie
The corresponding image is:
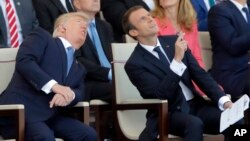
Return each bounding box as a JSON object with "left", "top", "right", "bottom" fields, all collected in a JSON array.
[{"left": 5, "top": 0, "right": 19, "bottom": 48}]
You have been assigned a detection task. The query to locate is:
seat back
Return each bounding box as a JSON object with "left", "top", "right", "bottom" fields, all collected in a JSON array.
[
  {"left": 124, "top": 34, "right": 137, "bottom": 43},
  {"left": 0, "top": 48, "right": 18, "bottom": 94},
  {"left": 112, "top": 43, "right": 147, "bottom": 140},
  {"left": 198, "top": 32, "right": 212, "bottom": 71}
]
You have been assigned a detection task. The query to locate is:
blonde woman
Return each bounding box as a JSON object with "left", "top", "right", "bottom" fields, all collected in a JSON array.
[{"left": 152, "top": 0, "right": 204, "bottom": 68}]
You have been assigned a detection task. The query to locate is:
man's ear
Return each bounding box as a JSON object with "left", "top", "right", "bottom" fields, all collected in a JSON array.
[
  {"left": 58, "top": 24, "right": 66, "bottom": 33},
  {"left": 129, "top": 29, "right": 138, "bottom": 38}
]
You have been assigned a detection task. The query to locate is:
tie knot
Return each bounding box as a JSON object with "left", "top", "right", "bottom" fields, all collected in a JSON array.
[
  {"left": 242, "top": 7, "right": 249, "bottom": 14},
  {"left": 67, "top": 47, "right": 74, "bottom": 55},
  {"left": 89, "top": 21, "right": 96, "bottom": 28},
  {"left": 153, "top": 46, "right": 161, "bottom": 53},
  {"left": 5, "top": 0, "right": 10, "bottom": 3}
]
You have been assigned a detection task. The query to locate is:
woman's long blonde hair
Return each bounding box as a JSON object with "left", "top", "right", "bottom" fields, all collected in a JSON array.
[{"left": 152, "top": 0, "right": 196, "bottom": 32}]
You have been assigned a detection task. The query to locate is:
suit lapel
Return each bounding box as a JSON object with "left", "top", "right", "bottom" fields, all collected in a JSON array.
[
  {"left": 197, "top": 0, "right": 207, "bottom": 11},
  {"left": 55, "top": 38, "right": 67, "bottom": 81},
  {"left": 85, "top": 34, "right": 100, "bottom": 62},
  {"left": 51, "top": 0, "right": 67, "bottom": 13},
  {"left": 137, "top": 44, "right": 168, "bottom": 74},
  {"left": 95, "top": 18, "right": 112, "bottom": 61}
]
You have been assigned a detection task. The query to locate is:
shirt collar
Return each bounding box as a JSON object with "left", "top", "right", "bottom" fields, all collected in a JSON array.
[
  {"left": 139, "top": 38, "right": 162, "bottom": 52},
  {"left": 230, "top": 0, "right": 249, "bottom": 11},
  {"left": 58, "top": 37, "right": 75, "bottom": 51}
]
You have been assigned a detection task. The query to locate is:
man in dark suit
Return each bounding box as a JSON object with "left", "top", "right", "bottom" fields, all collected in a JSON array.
[
  {"left": 101, "top": 0, "right": 153, "bottom": 42},
  {"left": 122, "top": 6, "right": 234, "bottom": 141},
  {"left": 73, "top": 0, "right": 114, "bottom": 103},
  {"left": 33, "top": 0, "right": 74, "bottom": 34},
  {"left": 0, "top": 12, "right": 97, "bottom": 141},
  {"left": 0, "top": 0, "right": 38, "bottom": 48},
  {"left": 208, "top": 0, "right": 250, "bottom": 100}
]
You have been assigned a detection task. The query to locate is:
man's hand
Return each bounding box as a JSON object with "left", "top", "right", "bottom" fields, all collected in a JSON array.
[
  {"left": 49, "top": 94, "right": 68, "bottom": 108},
  {"left": 51, "top": 83, "right": 75, "bottom": 103},
  {"left": 174, "top": 32, "right": 188, "bottom": 62},
  {"left": 223, "top": 101, "right": 233, "bottom": 109}
]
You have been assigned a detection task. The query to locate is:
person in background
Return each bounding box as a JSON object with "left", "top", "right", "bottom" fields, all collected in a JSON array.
[
  {"left": 152, "top": 0, "right": 209, "bottom": 96},
  {"left": 101, "top": 0, "right": 155, "bottom": 42},
  {"left": 73, "top": 0, "right": 115, "bottom": 140},
  {"left": 33, "top": 0, "right": 74, "bottom": 34},
  {"left": 0, "top": 12, "right": 97, "bottom": 141},
  {"left": 122, "top": 5, "right": 234, "bottom": 141},
  {"left": 0, "top": 0, "right": 38, "bottom": 48},
  {"left": 152, "top": 0, "right": 204, "bottom": 68},
  {"left": 208, "top": 0, "right": 250, "bottom": 101},
  {"left": 73, "top": 0, "right": 114, "bottom": 104},
  {"left": 191, "top": 0, "right": 224, "bottom": 31}
]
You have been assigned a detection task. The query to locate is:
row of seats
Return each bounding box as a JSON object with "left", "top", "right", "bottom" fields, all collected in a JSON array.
[{"left": 0, "top": 32, "right": 217, "bottom": 141}]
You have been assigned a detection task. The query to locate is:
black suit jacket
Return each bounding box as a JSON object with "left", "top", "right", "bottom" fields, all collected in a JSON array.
[
  {"left": 0, "top": 27, "right": 86, "bottom": 123},
  {"left": 33, "top": 0, "right": 68, "bottom": 34},
  {"left": 125, "top": 36, "right": 225, "bottom": 138},
  {"left": 101, "top": 0, "right": 150, "bottom": 42},
  {"left": 76, "top": 18, "right": 114, "bottom": 82},
  {"left": 208, "top": 1, "right": 250, "bottom": 97}
]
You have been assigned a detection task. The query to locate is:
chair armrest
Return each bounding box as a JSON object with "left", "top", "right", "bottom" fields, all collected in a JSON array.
[
  {"left": 72, "top": 102, "right": 90, "bottom": 125},
  {"left": 0, "top": 104, "right": 24, "bottom": 110},
  {"left": 116, "top": 99, "right": 168, "bottom": 110},
  {"left": 90, "top": 99, "right": 109, "bottom": 105},
  {"left": 114, "top": 99, "right": 168, "bottom": 141},
  {"left": 0, "top": 104, "right": 25, "bottom": 141}
]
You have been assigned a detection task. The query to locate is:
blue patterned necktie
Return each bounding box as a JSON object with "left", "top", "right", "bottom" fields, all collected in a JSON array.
[
  {"left": 89, "top": 22, "right": 111, "bottom": 68},
  {"left": 242, "top": 7, "right": 250, "bottom": 24},
  {"left": 66, "top": 47, "right": 74, "bottom": 75}
]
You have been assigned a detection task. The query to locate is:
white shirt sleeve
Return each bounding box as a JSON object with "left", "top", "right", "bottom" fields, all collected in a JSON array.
[
  {"left": 170, "top": 59, "right": 187, "bottom": 76},
  {"left": 41, "top": 80, "right": 58, "bottom": 94},
  {"left": 218, "top": 96, "right": 231, "bottom": 111}
]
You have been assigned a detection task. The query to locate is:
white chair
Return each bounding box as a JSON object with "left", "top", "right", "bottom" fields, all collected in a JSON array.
[
  {"left": 199, "top": 32, "right": 213, "bottom": 71},
  {"left": 111, "top": 43, "right": 224, "bottom": 141},
  {"left": 124, "top": 34, "right": 137, "bottom": 43},
  {"left": 0, "top": 48, "right": 89, "bottom": 141}
]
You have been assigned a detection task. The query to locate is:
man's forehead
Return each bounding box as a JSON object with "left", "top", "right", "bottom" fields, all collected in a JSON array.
[{"left": 130, "top": 8, "right": 148, "bottom": 20}]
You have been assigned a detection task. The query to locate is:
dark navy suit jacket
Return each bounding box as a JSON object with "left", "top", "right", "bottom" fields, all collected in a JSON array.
[
  {"left": 191, "top": 0, "right": 208, "bottom": 31},
  {"left": 0, "top": 27, "right": 86, "bottom": 123},
  {"left": 125, "top": 36, "right": 225, "bottom": 139},
  {"left": 208, "top": 1, "right": 250, "bottom": 98}
]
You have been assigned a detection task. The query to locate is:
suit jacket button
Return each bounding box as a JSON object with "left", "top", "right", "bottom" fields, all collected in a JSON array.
[{"left": 177, "top": 106, "right": 181, "bottom": 110}]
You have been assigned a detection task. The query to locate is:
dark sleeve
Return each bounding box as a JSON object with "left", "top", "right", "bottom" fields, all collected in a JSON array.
[
  {"left": 184, "top": 49, "right": 225, "bottom": 102},
  {"left": 124, "top": 52, "right": 182, "bottom": 102},
  {"left": 16, "top": 28, "right": 53, "bottom": 90}
]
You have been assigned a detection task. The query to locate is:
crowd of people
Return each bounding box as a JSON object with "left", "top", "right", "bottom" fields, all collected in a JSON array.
[{"left": 0, "top": 0, "right": 250, "bottom": 141}]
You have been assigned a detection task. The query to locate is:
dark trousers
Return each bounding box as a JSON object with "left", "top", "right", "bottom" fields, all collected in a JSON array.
[
  {"left": 139, "top": 98, "right": 231, "bottom": 141},
  {"left": 0, "top": 115, "right": 97, "bottom": 141}
]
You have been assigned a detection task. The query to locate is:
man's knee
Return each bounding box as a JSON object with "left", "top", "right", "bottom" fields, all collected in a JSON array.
[
  {"left": 26, "top": 130, "right": 55, "bottom": 141},
  {"left": 186, "top": 116, "right": 204, "bottom": 131},
  {"left": 82, "top": 127, "right": 98, "bottom": 141}
]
